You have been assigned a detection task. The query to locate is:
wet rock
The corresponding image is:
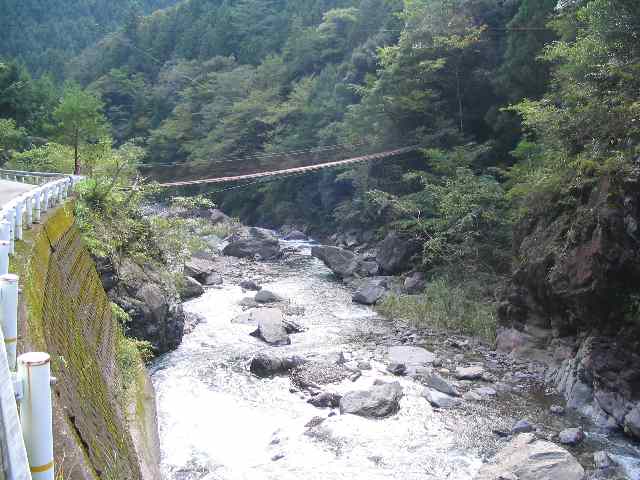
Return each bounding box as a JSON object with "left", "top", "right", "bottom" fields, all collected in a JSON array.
[
  {"left": 238, "top": 297, "right": 260, "bottom": 308},
  {"left": 223, "top": 227, "right": 281, "bottom": 260},
  {"left": 180, "top": 276, "right": 204, "bottom": 300},
  {"left": 593, "top": 451, "right": 614, "bottom": 471},
  {"left": 388, "top": 346, "right": 436, "bottom": 369},
  {"left": 550, "top": 405, "right": 566, "bottom": 415},
  {"left": 248, "top": 309, "right": 291, "bottom": 346},
  {"left": 203, "top": 272, "right": 223, "bottom": 286},
  {"left": 474, "top": 433, "right": 585, "bottom": 480},
  {"left": 358, "top": 361, "right": 372, "bottom": 370},
  {"left": 558, "top": 427, "right": 585, "bottom": 445},
  {"left": 422, "top": 370, "right": 460, "bottom": 397},
  {"left": 454, "top": 366, "right": 485, "bottom": 380},
  {"left": 403, "top": 272, "right": 425, "bottom": 294},
  {"left": 511, "top": 419, "right": 534, "bottom": 434},
  {"left": 352, "top": 281, "right": 386, "bottom": 305},
  {"left": 308, "top": 392, "right": 342, "bottom": 408},
  {"left": 376, "top": 232, "right": 420, "bottom": 274},
  {"left": 304, "top": 416, "right": 325, "bottom": 428},
  {"left": 311, "top": 245, "right": 359, "bottom": 279},
  {"left": 282, "top": 319, "right": 304, "bottom": 334},
  {"left": 284, "top": 230, "right": 308, "bottom": 241},
  {"left": 357, "top": 260, "right": 380, "bottom": 277},
  {"left": 250, "top": 353, "right": 305, "bottom": 378},
  {"left": 422, "top": 388, "right": 461, "bottom": 409},
  {"left": 387, "top": 362, "right": 407, "bottom": 376},
  {"left": 240, "top": 279, "right": 261, "bottom": 291},
  {"left": 340, "top": 380, "right": 403, "bottom": 418},
  {"left": 349, "top": 371, "right": 361, "bottom": 382},
  {"left": 250, "top": 353, "right": 284, "bottom": 377},
  {"left": 463, "top": 391, "right": 483, "bottom": 402},
  {"left": 290, "top": 361, "right": 351, "bottom": 389},
  {"left": 184, "top": 256, "right": 217, "bottom": 283},
  {"left": 255, "top": 289, "right": 283, "bottom": 303},
  {"left": 271, "top": 454, "right": 285, "bottom": 462},
  {"left": 624, "top": 405, "right": 640, "bottom": 438},
  {"left": 474, "top": 386, "right": 497, "bottom": 398}
]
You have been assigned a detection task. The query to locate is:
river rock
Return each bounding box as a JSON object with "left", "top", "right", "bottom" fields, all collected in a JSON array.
[
  {"left": 454, "top": 366, "right": 484, "bottom": 380},
  {"left": 387, "top": 362, "right": 407, "bottom": 376},
  {"left": 357, "top": 260, "right": 380, "bottom": 277},
  {"left": 248, "top": 309, "right": 291, "bottom": 346},
  {"left": 284, "top": 230, "right": 308, "bottom": 241},
  {"left": 474, "top": 433, "right": 585, "bottom": 480},
  {"left": 376, "top": 231, "right": 420, "bottom": 274},
  {"left": 290, "top": 361, "right": 351, "bottom": 390},
  {"left": 421, "top": 370, "right": 460, "bottom": 397},
  {"left": 311, "top": 245, "right": 358, "bottom": 278},
  {"left": 240, "top": 279, "right": 261, "bottom": 291},
  {"left": 250, "top": 353, "right": 306, "bottom": 378},
  {"left": 339, "top": 380, "right": 403, "bottom": 418},
  {"left": 180, "top": 276, "right": 204, "bottom": 300},
  {"left": 559, "top": 427, "right": 585, "bottom": 445},
  {"left": 404, "top": 272, "right": 426, "bottom": 294},
  {"left": 352, "top": 281, "right": 386, "bottom": 305},
  {"left": 223, "top": 227, "right": 281, "bottom": 260},
  {"left": 255, "top": 289, "right": 283, "bottom": 303},
  {"left": 593, "top": 451, "right": 614, "bottom": 471},
  {"left": 422, "top": 388, "right": 461, "bottom": 408},
  {"left": 512, "top": 419, "right": 534, "bottom": 434},
  {"left": 308, "top": 392, "right": 342, "bottom": 408},
  {"left": 388, "top": 346, "right": 436, "bottom": 366},
  {"left": 184, "top": 256, "right": 217, "bottom": 283},
  {"left": 203, "top": 272, "right": 223, "bottom": 286}
]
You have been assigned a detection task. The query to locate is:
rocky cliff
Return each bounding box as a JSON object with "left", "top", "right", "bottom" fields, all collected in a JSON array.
[{"left": 498, "top": 169, "right": 640, "bottom": 439}]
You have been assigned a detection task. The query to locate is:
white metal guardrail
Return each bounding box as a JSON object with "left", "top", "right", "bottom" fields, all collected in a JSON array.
[{"left": 0, "top": 170, "right": 81, "bottom": 480}]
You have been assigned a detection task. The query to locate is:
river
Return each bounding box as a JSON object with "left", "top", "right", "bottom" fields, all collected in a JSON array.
[{"left": 151, "top": 239, "right": 640, "bottom": 480}]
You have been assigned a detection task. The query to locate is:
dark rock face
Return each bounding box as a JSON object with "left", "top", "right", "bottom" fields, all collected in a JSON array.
[
  {"left": 240, "top": 279, "right": 261, "bottom": 291},
  {"left": 223, "top": 227, "right": 281, "bottom": 260},
  {"left": 97, "top": 258, "right": 185, "bottom": 354},
  {"left": 339, "top": 380, "right": 403, "bottom": 418},
  {"left": 308, "top": 392, "right": 342, "bottom": 408},
  {"left": 376, "top": 232, "right": 420, "bottom": 274},
  {"left": 311, "top": 245, "right": 359, "bottom": 278},
  {"left": 255, "top": 289, "right": 283, "bottom": 304},
  {"left": 184, "top": 256, "right": 217, "bottom": 283},
  {"left": 498, "top": 173, "right": 640, "bottom": 441}
]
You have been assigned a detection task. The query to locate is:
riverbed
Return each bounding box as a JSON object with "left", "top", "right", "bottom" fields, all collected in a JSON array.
[{"left": 151, "top": 240, "right": 640, "bottom": 480}]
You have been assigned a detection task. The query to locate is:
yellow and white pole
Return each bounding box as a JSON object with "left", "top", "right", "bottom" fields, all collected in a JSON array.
[
  {"left": 0, "top": 274, "right": 19, "bottom": 371},
  {"left": 18, "top": 352, "right": 54, "bottom": 480}
]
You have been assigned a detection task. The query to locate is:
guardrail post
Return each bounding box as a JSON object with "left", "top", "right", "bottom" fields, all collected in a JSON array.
[
  {"left": 0, "top": 274, "right": 18, "bottom": 371},
  {"left": 33, "top": 191, "right": 41, "bottom": 223},
  {"left": 0, "top": 240, "right": 9, "bottom": 276},
  {"left": 25, "top": 196, "right": 33, "bottom": 227},
  {"left": 15, "top": 200, "right": 24, "bottom": 241},
  {"left": 17, "top": 352, "right": 54, "bottom": 480},
  {"left": 42, "top": 189, "right": 49, "bottom": 214},
  {"left": 6, "top": 207, "right": 16, "bottom": 255}
]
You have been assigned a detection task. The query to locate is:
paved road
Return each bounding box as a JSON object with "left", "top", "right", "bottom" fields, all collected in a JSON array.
[{"left": 0, "top": 180, "right": 34, "bottom": 209}]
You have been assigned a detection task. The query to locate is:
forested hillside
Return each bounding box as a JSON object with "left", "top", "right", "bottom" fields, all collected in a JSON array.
[{"left": 0, "top": 0, "right": 178, "bottom": 78}]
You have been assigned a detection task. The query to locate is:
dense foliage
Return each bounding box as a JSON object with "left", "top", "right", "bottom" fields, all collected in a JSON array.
[{"left": 0, "top": 0, "right": 178, "bottom": 78}]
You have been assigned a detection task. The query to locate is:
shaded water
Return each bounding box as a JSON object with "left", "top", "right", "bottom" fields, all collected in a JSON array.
[{"left": 151, "top": 241, "right": 640, "bottom": 480}]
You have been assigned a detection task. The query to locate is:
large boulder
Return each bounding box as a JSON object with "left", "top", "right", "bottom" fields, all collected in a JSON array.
[
  {"left": 352, "top": 280, "right": 386, "bottom": 305},
  {"left": 340, "top": 380, "right": 403, "bottom": 418},
  {"left": 404, "top": 272, "right": 426, "bottom": 294},
  {"left": 250, "top": 353, "right": 305, "bottom": 378},
  {"left": 223, "top": 227, "right": 281, "bottom": 260},
  {"left": 376, "top": 232, "right": 420, "bottom": 274},
  {"left": 284, "top": 230, "right": 308, "bottom": 241},
  {"left": 388, "top": 346, "right": 436, "bottom": 375},
  {"left": 474, "top": 433, "right": 585, "bottom": 480},
  {"left": 179, "top": 276, "right": 204, "bottom": 300},
  {"left": 99, "top": 258, "right": 185, "bottom": 354},
  {"left": 248, "top": 308, "right": 291, "bottom": 346},
  {"left": 184, "top": 256, "right": 217, "bottom": 283},
  {"left": 422, "top": 388, "right": 461, "bottom": 408},
  {"left": 311, "top": 245, "right": 359, "bottom": 278},
  {"left": 255, "top": 289, "right": 283, "bottom": 304}
]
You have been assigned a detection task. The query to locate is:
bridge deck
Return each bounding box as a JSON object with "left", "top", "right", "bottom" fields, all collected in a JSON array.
[
  {"left": 0, "top": 180, "right": 34, "bottom": 208},
  {"left": 154, "top": 146, "right": 416, "bottom": 187}
]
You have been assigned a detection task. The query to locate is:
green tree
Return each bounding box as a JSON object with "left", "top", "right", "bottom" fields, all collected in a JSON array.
[{"left": 54, "top": 84, "right": 108, "bottom": 174}]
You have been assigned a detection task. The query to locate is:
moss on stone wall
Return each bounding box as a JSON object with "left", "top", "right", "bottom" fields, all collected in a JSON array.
[{"left": 11, "top": 204, "right": 149, "bottom": 480}]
